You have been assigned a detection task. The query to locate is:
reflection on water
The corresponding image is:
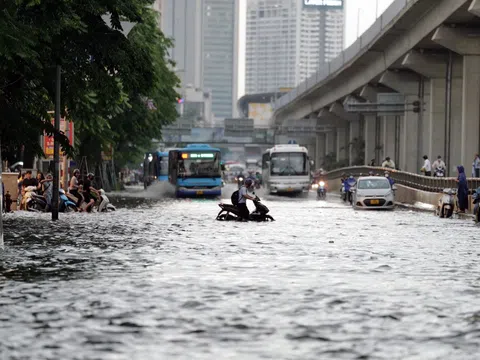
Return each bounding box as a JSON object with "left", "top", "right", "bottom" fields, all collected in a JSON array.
[{"left": 1, "top": 192, "right": 480, "bottom": 359}]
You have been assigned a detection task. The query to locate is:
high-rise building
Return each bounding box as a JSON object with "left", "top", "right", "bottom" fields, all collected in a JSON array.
[
  {"left": 245, "top": 0, "right": 344, "bottom": 94},
  {"left": 159, "top": 0, "right": 239, "bottom": 119}
]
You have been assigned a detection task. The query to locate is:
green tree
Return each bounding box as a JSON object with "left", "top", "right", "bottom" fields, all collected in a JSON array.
[{"left": 0, "top": 0, "right": 179, "bottom": 167}]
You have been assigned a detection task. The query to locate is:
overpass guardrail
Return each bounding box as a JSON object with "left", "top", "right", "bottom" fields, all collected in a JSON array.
[{"left": 326, "top": 166, "right": 480, "bottom": 193}]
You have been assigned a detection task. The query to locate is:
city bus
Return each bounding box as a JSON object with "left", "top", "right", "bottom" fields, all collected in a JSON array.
[
  {"left": 143, "top": 151, "right": 169, "bottom": 188},
  {"left": 168, "top": 144, "right": 222, "bottom": 197},
  {"left": 261, "top": 144, "right": 312, "bottom": 195}
]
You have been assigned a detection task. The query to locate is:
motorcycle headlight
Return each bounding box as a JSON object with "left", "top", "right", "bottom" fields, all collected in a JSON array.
[
  {"left": 319, "top": 181, "right": 325, "bottom": 187},
  {"left": 239, "top": 177, "right": 244, "bottom": 181}
]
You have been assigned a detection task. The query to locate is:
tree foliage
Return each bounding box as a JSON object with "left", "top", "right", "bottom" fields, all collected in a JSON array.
[{"left": 0, "top": 0, "right": 179, "bottom": 167}]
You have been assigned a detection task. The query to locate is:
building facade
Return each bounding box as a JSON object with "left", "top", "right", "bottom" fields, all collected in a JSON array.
[
  {"left": 245, "top": 0, "right": 345, "bottom": 94},
  {"left": 159, "top": 0, "right": 239, "bottom": 120}
]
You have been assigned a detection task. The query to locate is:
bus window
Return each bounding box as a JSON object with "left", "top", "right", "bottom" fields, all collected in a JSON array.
[{"left": 271, "top": 152, "right": 307, "bottom": 176}]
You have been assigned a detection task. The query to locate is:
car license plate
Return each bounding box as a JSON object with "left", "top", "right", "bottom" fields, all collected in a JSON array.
[
  {"left": 287, "top": 188, "right": 293, "bottom": 192},
  {"left": 371, "top": 199, "right": 380, "bottom": 205},
  {"left": 196, "top": 191, "right": 203, "bottom": 195}
]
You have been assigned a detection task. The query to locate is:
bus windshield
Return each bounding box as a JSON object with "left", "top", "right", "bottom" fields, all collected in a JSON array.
[
  {"left": 159, "top": 157, "right": 168, "bottom": 176},
  {"left": 270, "top": 152, "right": 308, "bottom": 176},
  {"left": 178, "top": 152, "right": 221, "bottom": 178}
]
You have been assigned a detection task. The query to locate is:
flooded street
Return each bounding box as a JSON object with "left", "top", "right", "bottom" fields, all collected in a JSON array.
[{"left": 1, "top": 186, "right": 480, "bottom": 359}]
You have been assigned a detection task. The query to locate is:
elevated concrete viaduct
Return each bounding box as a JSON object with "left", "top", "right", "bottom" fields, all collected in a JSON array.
[{"left": 272, "top": 0, "right": 480, "bottom": 176}]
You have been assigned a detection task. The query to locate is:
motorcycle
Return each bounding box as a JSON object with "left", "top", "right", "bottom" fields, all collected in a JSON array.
[
  {"left": 343, "top": 178, "right": 356, "bottom": 204},
  {"left": 436, "top": 188, "right": 456, "bottom": 218},
  {"left": 24, "top": 186, "right": 45, "bottom": 211},
  {"left": 92, "top": 189, "right": 116, "bottom": 212},
  {"left": 216, "top": 194, "right": 274, "bottom": 222},
  {"left": 317, "top": 181, "right": 327, "bottom": 200},
  {"left": 472, "top": 187, "right": 480, "bottom": 223},
  {"left": 435, "top": 167, "right": 446, "bottom": 177},
  {"left": 59, "top": 189, "right": 77, "bottom": 212},
  {"left": 236, "top": 176, "right": 245, "bottom": 189}
]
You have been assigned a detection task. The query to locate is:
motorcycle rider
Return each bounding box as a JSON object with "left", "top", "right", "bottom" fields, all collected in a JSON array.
[
  {"left": 384, "top": 171, "right": 395, "bottom": 186},
  {"left": 344, "top": 175, "right": 356, "bottom": 203},
  {"left": 81, "top": 173, "right": 100, "bottom": 212},
  {"left": 69, "top": 169, "right": 82, "bottom": 206},
  {"left": 432, "top": 155, "right": 446, "bottom": 177},
  {"left": 382, "top": 157, "right": 396, "bottom": 169},
  {"left": 238, "top": 178, "right": 256, "bottom": 221}
]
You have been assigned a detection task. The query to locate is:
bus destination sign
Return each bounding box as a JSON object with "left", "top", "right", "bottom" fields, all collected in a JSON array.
[
  {"left": 184, "top": 153, "right": 215, "bottom": 159},
  {"left": 303, "top": 0, "right": 343, "bottom": 9}
]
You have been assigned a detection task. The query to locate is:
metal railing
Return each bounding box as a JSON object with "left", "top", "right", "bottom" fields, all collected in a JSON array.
[{"left": 326, "top": 166, "right": 480, "bottom": 193}]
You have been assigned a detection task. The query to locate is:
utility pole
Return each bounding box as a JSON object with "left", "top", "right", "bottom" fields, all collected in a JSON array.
[{"left": 52, "top": 65, "right": 61, "bottom": 221}]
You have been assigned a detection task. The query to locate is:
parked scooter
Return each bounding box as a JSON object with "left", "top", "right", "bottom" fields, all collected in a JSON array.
[
  {"left": 436, "top": 188, "right": 456, "bottom": 218},
  {"left": 24, "top": 186, "right": 44, "bottom": 211},
  {"left": 317, "top": 181, "right": 327, "bottom": 200}
]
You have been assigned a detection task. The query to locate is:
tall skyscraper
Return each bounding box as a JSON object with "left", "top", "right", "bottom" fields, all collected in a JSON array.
[
  {"left": 159, "top": 0, "right": 239, "bottom": 119},
  {"left": 245, "top": 0, "right": 344, "bottom": 94}
]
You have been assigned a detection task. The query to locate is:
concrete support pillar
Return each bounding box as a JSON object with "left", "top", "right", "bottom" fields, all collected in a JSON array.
[
  {"left": 336, "top": 128, "right": 348, "bottom": 162},
  {"left": 461, "top": 55, "right": 480, "bottom": 167},
  {"left": 400, "top": 95, "right": 419, "bottom": 173},
  {"left": 382, "top": 116, "right": 396, "bottom": 162},
  {"left": 349, "top": 120, "right": 361, "bottom": 165},
  {"left": 325, "top": 131, "right": 335, "bottom": 155},
  {"left": 450, "top": 79, "right": 463, "bottom": 173},
  {"left": 315, "top": 133, "right": 326, "bottom": 169},
  {"left": 429, "top": 78, "right": 446, "bottom": 161},
  {"left": 364, "top": 115, "right": 376, "bottom": 165}
]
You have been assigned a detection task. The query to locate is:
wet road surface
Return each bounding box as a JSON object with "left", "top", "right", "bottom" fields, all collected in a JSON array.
[{"left": 1, "top": 184, "right": 480, "bottom": 359}]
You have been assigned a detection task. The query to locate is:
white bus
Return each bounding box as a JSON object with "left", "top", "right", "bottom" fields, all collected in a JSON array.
[{"left": 261, "top": 144, "right": 312, "bottom": 195}]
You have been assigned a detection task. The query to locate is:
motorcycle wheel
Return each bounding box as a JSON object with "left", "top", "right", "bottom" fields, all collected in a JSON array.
[
  {"left": 446, "top": 207, "right": 453, "bottom": 218},
  {"left": 265, "top": 215, "right": 275, "bottom": 221},
  {"left": 65, "top": 204, "right": 77, "bottom": 213}
]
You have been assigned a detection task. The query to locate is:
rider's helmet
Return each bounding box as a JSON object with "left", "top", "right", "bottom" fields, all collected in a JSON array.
[
  {"left": 87, "top": 172, "right": 94, "bottom": 179},
  {"left": 349, "top": 174, "right": 354, "bottom": 179},
  {"left": 245, "top": 178, "right": 253, "bottom": 188},
  {"left": 384, "top": 171, "right": 390, "bottom": 177}
]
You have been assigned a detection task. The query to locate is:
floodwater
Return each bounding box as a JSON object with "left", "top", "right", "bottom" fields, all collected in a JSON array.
[{"left": 1, "top": 184, "right": 479, "bottom": 359}]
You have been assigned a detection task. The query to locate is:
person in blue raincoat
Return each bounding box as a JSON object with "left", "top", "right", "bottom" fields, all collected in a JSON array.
[
  {"left": 344, "top": 175, "right": 356, "bottom": 203},
  {"left": 384, "top": 171, "right": 395, "bottom": 186},
  {"left": 456, "top": 165, "right": 469, "bottom": 213}
]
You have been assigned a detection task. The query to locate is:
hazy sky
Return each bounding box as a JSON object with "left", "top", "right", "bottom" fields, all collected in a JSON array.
[
  {"left": 237, "top": 0, "right": 396, "bottom": 97},
  {"left": 345, "top": 0, "right": 395, "bottom": 47}
]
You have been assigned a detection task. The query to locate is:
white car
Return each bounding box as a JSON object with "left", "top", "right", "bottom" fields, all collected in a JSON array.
[{"left": 352, "top": 176, "right": 395, "bottom": 210}]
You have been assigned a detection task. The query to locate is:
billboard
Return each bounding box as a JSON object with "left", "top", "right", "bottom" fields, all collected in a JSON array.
[
  {"left": 248, "top": 103, "right": 273, "bottom": 127},
  {"left": 303, "top": 0, "right": 344, "bottom": 9}
]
